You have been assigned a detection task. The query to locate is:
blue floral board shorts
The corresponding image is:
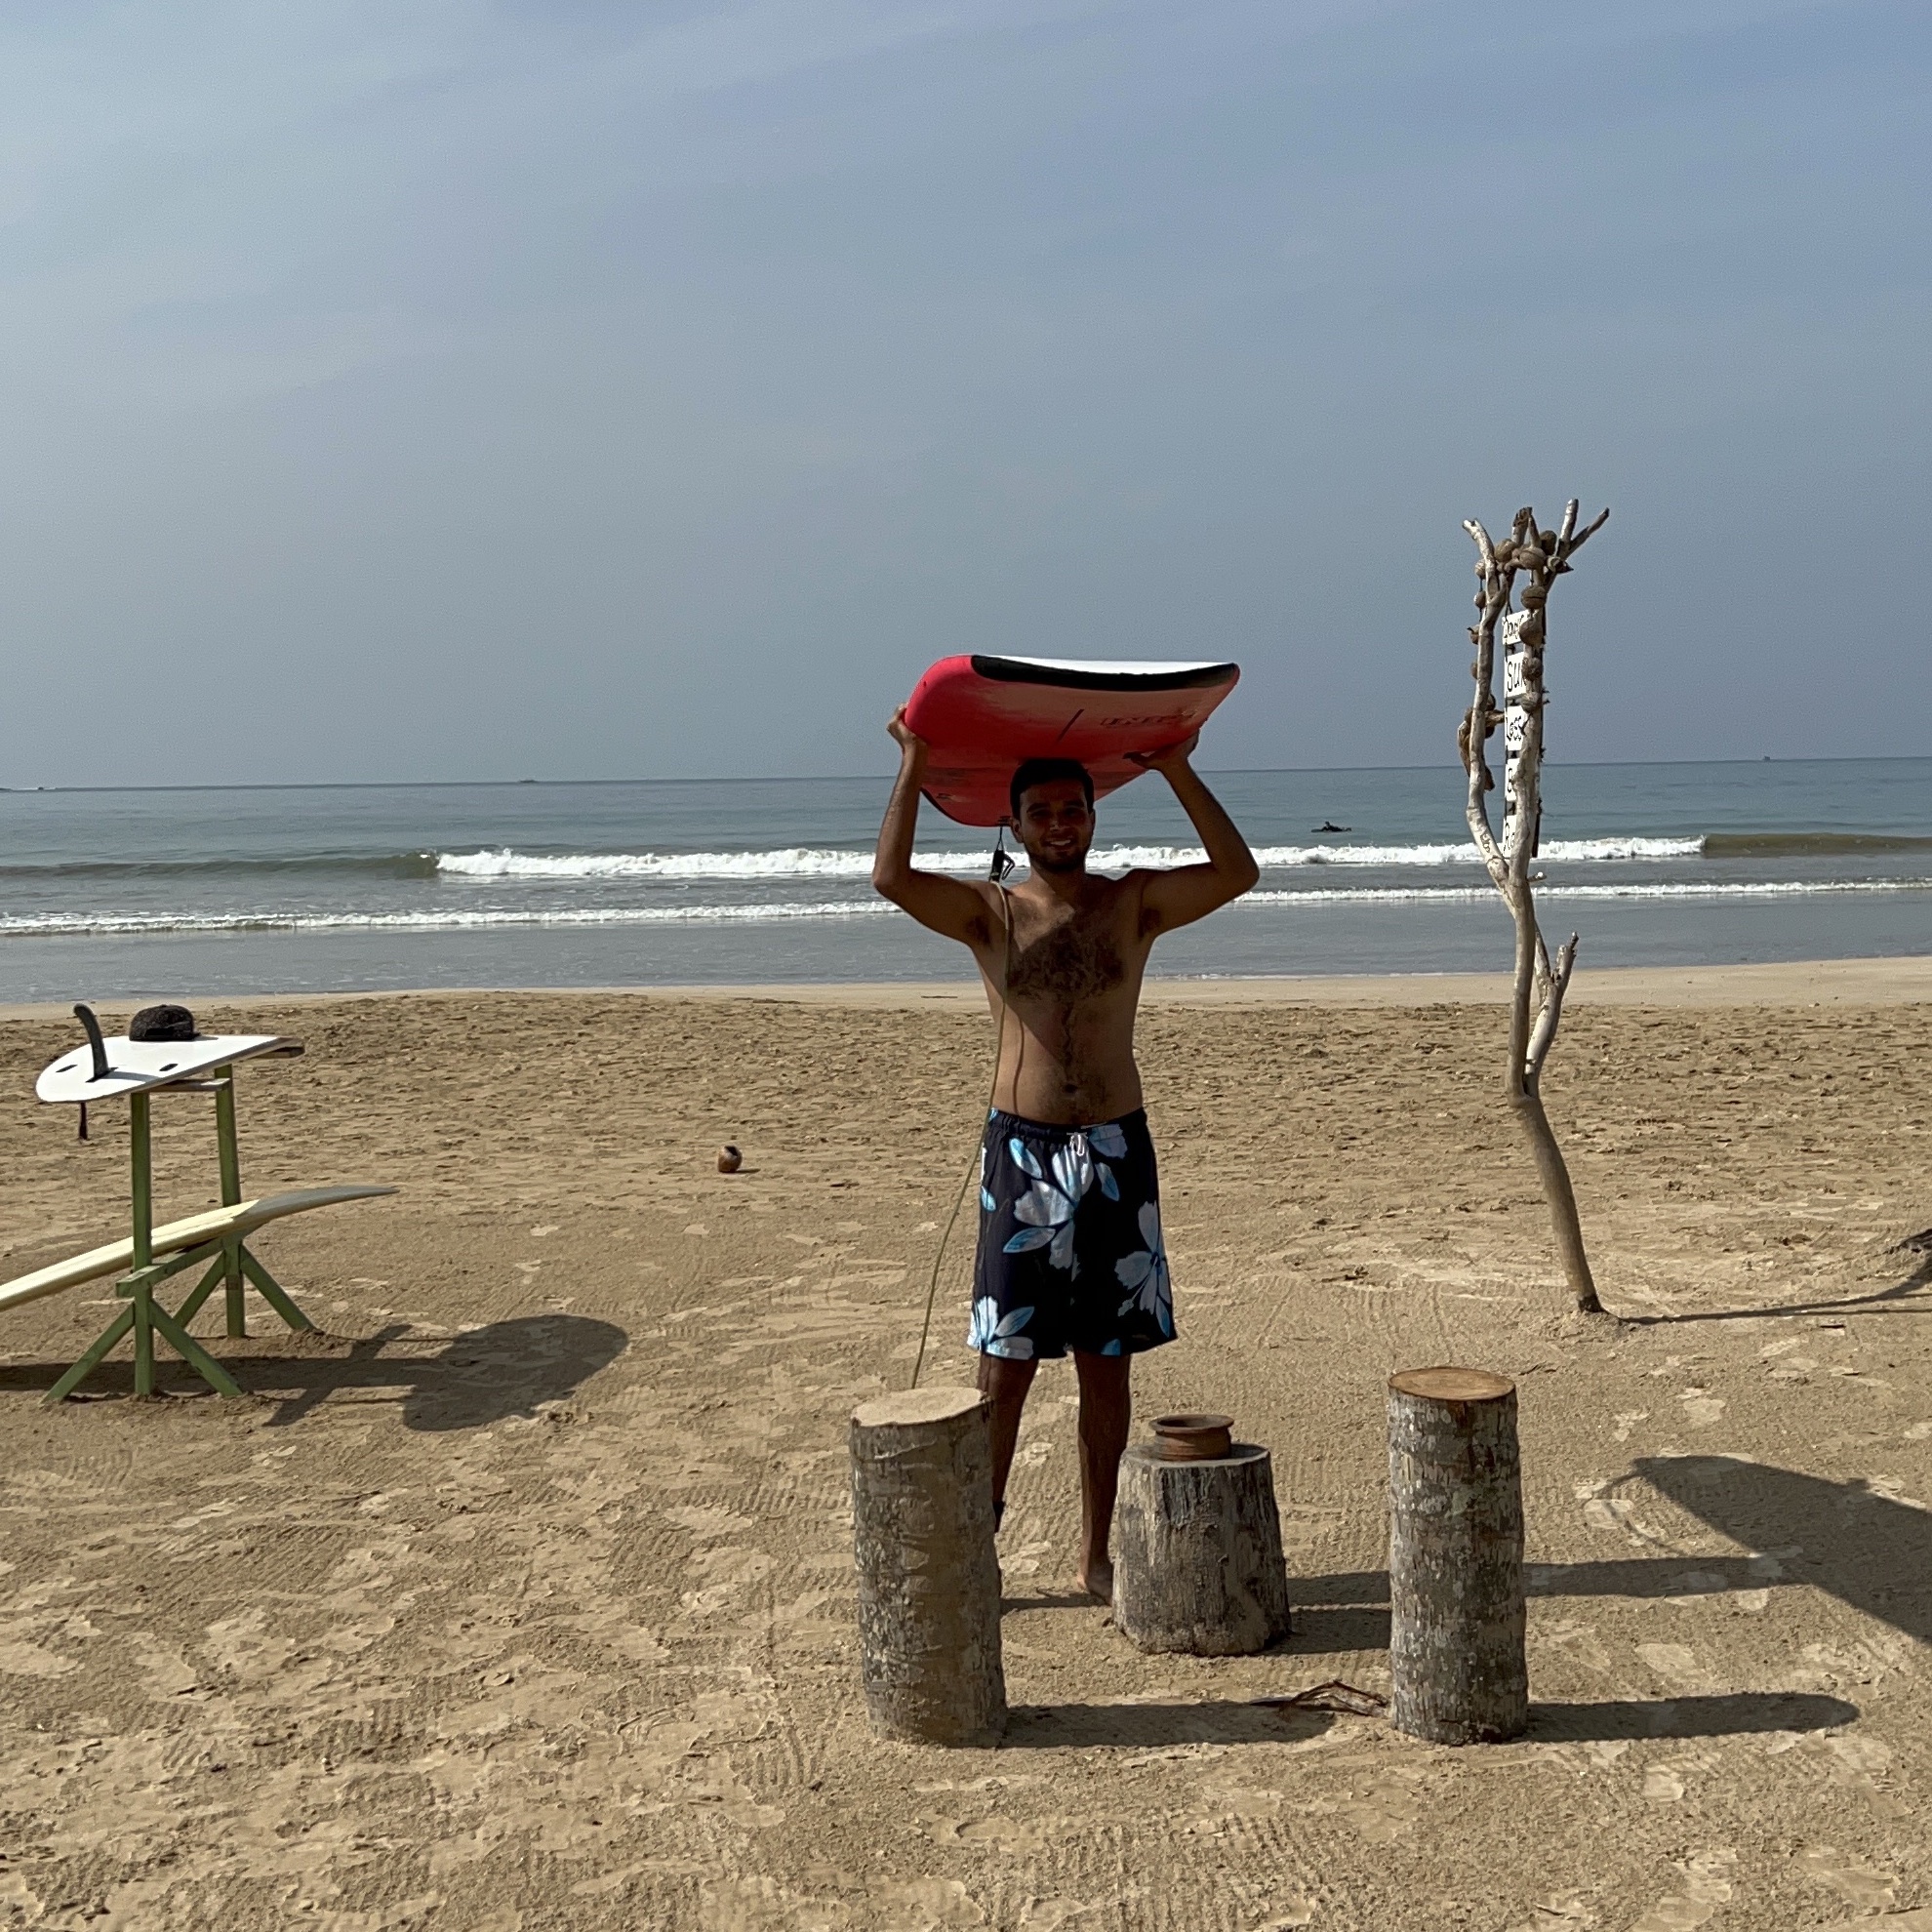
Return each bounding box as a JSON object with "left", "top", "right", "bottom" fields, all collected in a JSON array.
[{"left": 969, "top": 1107, "right": 1175, "bottom": 1362}]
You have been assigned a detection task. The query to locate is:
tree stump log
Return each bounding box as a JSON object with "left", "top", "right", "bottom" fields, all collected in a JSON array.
[
  {"left": 849, "top": 1387, "right": 1006, "bottom": 1746},
  {"left": 1387, "top": 1367, "right": 1528, "bottom": 1744},
  {"left": 1112, "top": 1441, "right": 1291, "bottom": 1655}
]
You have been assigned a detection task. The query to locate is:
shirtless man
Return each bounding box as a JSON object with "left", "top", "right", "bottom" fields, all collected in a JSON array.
[{"left": 873, "top": 712, "right": 1259, "bottom": 1598}]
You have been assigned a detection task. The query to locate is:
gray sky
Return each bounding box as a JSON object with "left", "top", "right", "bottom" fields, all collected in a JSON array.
[{"left": 3, "top": 1, "right": 1926, "bottom": 785}]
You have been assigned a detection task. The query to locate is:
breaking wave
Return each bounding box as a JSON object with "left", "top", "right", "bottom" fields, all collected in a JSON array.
[
  {"left": 0, "top": 903, "right": 898, "bottom": 938},
  {"left": 9, "top": 876, "right": 1931, "bottom": 940},
  {"left": 0, "top": 852, "right": 442, "bottom": 880},
  {"left": 1246, "top": 878, "right": 1932, "bottom": 906},
  {"left": 434, "top": 834, "right": 1707, "bottom": 882}
]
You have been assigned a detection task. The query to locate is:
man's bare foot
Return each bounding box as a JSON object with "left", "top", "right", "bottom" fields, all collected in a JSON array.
[{"left": 1077, "top": 1557, "right": 1113, "bottom": 1603}]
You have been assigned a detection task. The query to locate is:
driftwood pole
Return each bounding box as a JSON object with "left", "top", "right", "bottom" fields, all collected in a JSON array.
[
  {"left": 1458, "top": 501, "right": 1610, "bottom": 1315},
  {"left": 849, "top": 1387, "right": 1006, "bottom": 1746},
  {"left": 1112, "top": 1441, "right": 1292, "bottom": 1654},
  {"left": 1387, "top": 1367, "right": 1528, "bottom": 1744}
]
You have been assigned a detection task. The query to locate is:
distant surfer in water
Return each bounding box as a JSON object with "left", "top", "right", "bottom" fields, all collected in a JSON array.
[{"left": 874, "top": 711, "right": 1259, "bottom": 1599}]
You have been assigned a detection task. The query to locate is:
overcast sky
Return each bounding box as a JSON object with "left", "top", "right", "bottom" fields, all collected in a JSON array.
[{"left": 2, "top": 1, "right": 1926, "bottom": 785}]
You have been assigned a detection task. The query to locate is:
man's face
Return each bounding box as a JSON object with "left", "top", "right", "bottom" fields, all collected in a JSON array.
[{"left": 1014, "top": 781, "right": 1095, "bottom": 874}]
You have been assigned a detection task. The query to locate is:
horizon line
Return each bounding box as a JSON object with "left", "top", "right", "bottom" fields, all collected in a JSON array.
[{"left": 4, "top": 753, "right": 1929, "bottom": 796}]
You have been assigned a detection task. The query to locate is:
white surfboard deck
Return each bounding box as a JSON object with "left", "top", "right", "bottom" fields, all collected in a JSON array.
[
  {"left": 36, "top": 1034, "right": 296, "bottom": 1106},
  {"left": 983, "top": 656, "right": 1236, "bottom": 678},
  {"left": 0, "top": 1186, "right": 398, "bottom": 1312}
]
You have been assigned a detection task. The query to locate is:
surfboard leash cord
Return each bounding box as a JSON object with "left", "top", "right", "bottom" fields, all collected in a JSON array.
[{"left": 909, "top": 882, "right": 1021, "bottom": 1390}]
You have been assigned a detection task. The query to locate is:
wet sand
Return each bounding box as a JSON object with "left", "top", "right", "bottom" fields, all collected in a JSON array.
[{"left": 0, "top": 968, "right": 1928, "bottom": 1928}]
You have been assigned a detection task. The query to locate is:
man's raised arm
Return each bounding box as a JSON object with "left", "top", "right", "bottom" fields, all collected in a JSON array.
[
  {"left": 873, "top": 708, "right": 994, "bottom": 945},
  {"left": 1131, "top": 732, "right": 1261, "bottom": 934}
]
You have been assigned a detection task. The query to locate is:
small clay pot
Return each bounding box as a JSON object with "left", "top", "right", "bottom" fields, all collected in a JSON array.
[
  {"left": 716, "top": 1145, "right": 743, "bottom": 1174},
  {"left": 1150, "top": 1412, "right": 1233, "bottom": 1461}
]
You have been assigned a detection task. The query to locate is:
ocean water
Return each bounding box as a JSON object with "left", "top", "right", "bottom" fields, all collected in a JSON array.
[{"left": 0, "top": 760, "right": 1927, "bottom": 1001}]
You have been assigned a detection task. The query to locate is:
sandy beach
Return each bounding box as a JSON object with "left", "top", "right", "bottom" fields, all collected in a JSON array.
[{"left": 1, "top": 963, "right": 1929, "bottom": 1929}]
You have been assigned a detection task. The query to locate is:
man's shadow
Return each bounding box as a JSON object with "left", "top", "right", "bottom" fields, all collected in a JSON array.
[
  {"left": 260, "top": 1315, "right": 629, "bottom": 1429},
  {"left": 0, "top": 1314, "right": 628, "bottom": 1430}
]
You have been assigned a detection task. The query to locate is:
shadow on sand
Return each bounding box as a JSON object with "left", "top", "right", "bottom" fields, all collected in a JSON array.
[
  {"left": 1632, "top": 1452, "right": 1932, "bottom": 1646},
  {"left": 1622, "top": 1245, "right": 1932, "bottom": 1328},
  {"left": 1002, "top": 1701, "right": 1332, "bottom": 1749},
  {"left": 1529, "top": 1692, "right": 1856, "bottom": 1740},
  {"left": 0, "top": 1313, "right": 629, "bottom": 1431},
  {"left": 1011, "top": 1455, "right": 1914, "bottom": 1748},
  {"left": 1291, "top": 1455, "right": 1930, "bottom": 1650},
  {"left": 1004, "top": 1688, "right": 1852, "bottom": 1749},
  {"left": 1001, "top": 1590, "right": 1107, "bottom": 1613}
]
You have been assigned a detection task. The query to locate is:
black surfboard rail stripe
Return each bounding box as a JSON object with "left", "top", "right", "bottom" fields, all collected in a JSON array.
[{"left": 968, "top": 656, "right": 1238, "bottom": 694}]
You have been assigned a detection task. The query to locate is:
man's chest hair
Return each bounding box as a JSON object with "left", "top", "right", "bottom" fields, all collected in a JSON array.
[{"left": 1005, "top": 899, "right": 1132, "bottom": 1002}]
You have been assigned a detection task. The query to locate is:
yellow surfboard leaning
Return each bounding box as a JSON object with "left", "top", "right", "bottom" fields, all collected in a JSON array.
[{"left": 0, "top": 1186, "right": 397, "bottom": 1313}]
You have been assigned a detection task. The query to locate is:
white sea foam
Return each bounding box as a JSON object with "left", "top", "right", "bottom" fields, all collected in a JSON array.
[
  {"left": 1246, "top": 879, "right": 1932, "bottom": 907},
  {"left": 1107, "top": 836, "right": 1705, "bottom": 868},
  {"left": 436, "top": 847, "right": 944, "bottom": 880},
  {"left": 435, "top": 834, "right": 1706, "bottom": 882},
  {"left": 7, "top": 874, "right": 1928, "bottom": 941},
  {"left": 0, "top": 901, "right": 898, "bottom": 938}
]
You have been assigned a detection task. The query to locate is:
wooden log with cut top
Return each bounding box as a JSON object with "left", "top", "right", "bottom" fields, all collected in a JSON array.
[
  {"left": 849, "top": 1387, "right": 1006, "bottom": 1746},
  {"left": 1112, "top": 1441, "right": 1292, "bottom": 1655},
  {"left": 1387, "top": 1367, "right": 1528, "bottom": 1744}
]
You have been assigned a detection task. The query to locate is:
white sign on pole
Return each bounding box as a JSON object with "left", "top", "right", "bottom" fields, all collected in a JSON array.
[{"left": 1500, "top": 610, "right": 1529, "bottom": 856}]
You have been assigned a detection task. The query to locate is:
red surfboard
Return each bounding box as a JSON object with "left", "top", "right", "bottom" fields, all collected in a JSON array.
[{"left": 904, "top": 655, "right": 1240, "bottom": 826}]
